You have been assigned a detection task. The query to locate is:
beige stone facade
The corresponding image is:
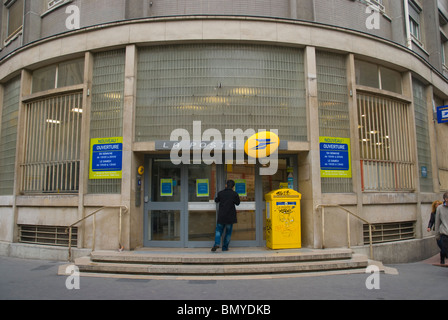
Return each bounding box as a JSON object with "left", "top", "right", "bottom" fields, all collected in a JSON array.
[{"left": 1, "top": 5, "right": 448, "bottom": 263}]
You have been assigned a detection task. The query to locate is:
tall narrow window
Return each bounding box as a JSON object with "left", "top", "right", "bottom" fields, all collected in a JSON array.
[
  {"left": 408, "top": 1, "right": 423, "bottom": 44},
  {"left": 358, "top": 93, "right": 415, "bottom": 192},
  {"left": 21, "top": 92, "right": 83, "bottom": 193},
  {"left": 6, "top": 0, "right": 24, "bottom": 40},
  {"left": 316, "top": 51, "right": 352, "bottom": 193},
  {"left": 88, "top": 49, "right": 125, "bottom": 194},
  {"left": 440, "top": 10, "right": 448, "bottom": 67},
  {"left": 409, "top": 17, "right": 420, "bottom": 41},
  {"left": 413, "top": 79, "right": 433, "bottom": 192},
  {"left": 0, "top": 76, "right": 20, "bottom": 195},
  {"left": 442, "top": 37, "right": 448, "bottom": 66}
]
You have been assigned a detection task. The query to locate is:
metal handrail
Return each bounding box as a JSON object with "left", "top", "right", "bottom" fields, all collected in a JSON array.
[
  {"left": 316, "top": 204, "right": 374, "bottom": 260},
  {"left": 66, "top": 205, "right": 128, "bottom": 261}
]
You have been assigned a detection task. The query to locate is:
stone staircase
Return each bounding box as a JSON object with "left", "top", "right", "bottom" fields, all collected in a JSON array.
[{"left": 60, "top": 247, "right": 377, "bottom": 279}]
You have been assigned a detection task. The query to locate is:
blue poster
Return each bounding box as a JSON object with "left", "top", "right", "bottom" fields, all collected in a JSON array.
[
  {"left": 89, "top": 137, "right": 123, "bottom": 179},
  {"left": 319, "top": 137, "right": 352, "bottom": 178},
  {"left": 437, "top": 105, "right": 448, "bottom": 124},
  {"left": 196, "top": 179, "right": 209, "bottom": 197},
  {"left": 235, "top": 179, "right": 247, "bottom": 197},
  {"left": 160, "top": 179, "right": 173, "bottom": 197}
]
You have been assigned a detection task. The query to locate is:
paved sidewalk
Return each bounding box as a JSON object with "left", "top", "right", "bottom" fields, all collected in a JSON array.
[{"left": 0, "top": 253, "right": 447, "bottom": 300}]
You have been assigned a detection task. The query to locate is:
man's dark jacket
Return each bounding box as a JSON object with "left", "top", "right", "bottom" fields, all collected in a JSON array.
[{"left": 215, "top": 188, "right": 240, "bottom": 224}]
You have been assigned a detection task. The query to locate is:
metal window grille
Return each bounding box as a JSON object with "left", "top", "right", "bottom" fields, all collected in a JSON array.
[
  {"left": 363, "top": 221, "right": 415, "bottom": 244},
  {"left": 20, "top": 92, "right": 83, "bottom": 193},
  {"left": 19, "top": 224, "right": 77, "bottom": 247},
  {"left": 316, "top": 51, "right": 353, "bottom": 193},
  {"left": 0, "top": 76, "right": 20, "bottom": 195},
  {"left": 358, "top": 93, "right": 415, "bottom": 192}
]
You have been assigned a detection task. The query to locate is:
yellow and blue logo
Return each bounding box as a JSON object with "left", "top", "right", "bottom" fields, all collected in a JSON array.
[{"left": 244, "top": 131, "right": 280, "bottom": 158}]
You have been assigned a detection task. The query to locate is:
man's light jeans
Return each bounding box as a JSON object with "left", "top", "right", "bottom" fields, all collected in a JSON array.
[{"left": 214, "top": 224, "right": 233, "bottom": 251}]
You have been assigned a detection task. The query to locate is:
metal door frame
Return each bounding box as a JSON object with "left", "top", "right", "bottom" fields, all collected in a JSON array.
[{"left": 143, "top": 155, "right": 297, "bottom": 248}]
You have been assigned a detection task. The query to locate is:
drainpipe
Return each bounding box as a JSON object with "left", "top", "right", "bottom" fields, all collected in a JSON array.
[{"left": 404, "top": 0, "right": 412, "bottom": 49}]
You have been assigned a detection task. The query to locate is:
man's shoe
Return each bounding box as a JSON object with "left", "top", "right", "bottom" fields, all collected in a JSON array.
[{"left": 211, "top": 245, "right": 219, "bottom": 252}]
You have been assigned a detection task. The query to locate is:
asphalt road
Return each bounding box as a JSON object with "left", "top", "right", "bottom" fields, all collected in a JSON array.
[{"left": 0, "top": 254, "right": 446, "bottom": 301}]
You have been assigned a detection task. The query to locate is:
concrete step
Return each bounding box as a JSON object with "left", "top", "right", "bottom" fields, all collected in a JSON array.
[
  {"left": 89, "top": 248, "right": 355, "bottom": 265},
  {"left": 74, "top": 254, "right": 368, "bottom": 276},
  {"left": 60, "top": 248, "right": 373, "bottom": 279}
]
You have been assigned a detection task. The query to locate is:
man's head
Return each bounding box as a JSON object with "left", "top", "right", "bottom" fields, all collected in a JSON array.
[
  {"left": 444, "top": 192, "right": 448, "bottom": 202},
  {"left": 226, "top": 180, "right": 235, "bottom": 189}
]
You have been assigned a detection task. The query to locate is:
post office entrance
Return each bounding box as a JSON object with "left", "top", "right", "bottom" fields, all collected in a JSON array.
[{"left": 143, "top": 155, "right": 297, "bottom": 248}]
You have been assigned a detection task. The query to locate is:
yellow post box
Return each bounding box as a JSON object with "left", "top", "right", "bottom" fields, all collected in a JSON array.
[{"left": 265, "top": 189, "right": 301, "bottom": 249}]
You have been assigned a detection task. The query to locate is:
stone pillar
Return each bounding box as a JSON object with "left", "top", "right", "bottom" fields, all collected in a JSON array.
[{"left": 302, "top": 46, "right": 323, "bottom": 248}]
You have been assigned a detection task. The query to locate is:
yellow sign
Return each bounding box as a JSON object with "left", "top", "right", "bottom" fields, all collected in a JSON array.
[
  {"left": 244, "top": 131, "right": 280, "bottom": 159},
  {"left": 138, "top": 166, "right": 145, "bottom": 175}
]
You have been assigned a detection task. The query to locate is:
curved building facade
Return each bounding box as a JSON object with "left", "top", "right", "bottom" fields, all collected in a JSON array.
[{"left": 1, "top": 0, "right": 448, "bottom": 263}]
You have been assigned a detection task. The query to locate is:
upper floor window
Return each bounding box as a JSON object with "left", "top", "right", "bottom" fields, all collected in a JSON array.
[
  {"left": 47, "top": 0, "right": 64, "bottom": 10},
  {"left": 5, "top": 0, "right": 23, "bottom": 40},
  {"left": 355, "top": 60, "right": 403, "bottom": 94},
  {"left": 366, "top": 0, "right": 385, "bottom": 13},
  {"left": 408, "top": 0, "right": 423, "bottom": 44},
  {"left": 409, "top": 17, "right": 421, "bottom": 41},
  {"left": 32, "top": 58, "right": 84, "bottom": 93},
  {"left": 46, "top": 0, "right": 72, "bottom": 11},
  {"left": 439, "top": 9, "right": 448, "bottom": 67}
]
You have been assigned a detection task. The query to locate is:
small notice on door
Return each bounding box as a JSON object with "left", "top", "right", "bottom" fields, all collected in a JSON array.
[
  {"left": 235, "top": 179, "right": 247, "bottom": 197},
  {"left": 196, "top": 179, "right": 209, "bottom": 197},
  {"left": 160, "top": 179, "right": 173, "bottom": 197}
]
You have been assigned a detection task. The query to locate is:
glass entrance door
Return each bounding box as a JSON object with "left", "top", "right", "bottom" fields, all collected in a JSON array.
[
  {"left": 186, "top": 161, "right": 259, "bottom": 247},
  {"left": 143, "top": 158, "right": 219, "bottom": 247},
  {"left": 143, "top": 155, "right": 297, "bottom": 248},
  {"left": 224, "top": 161, "right": 258, "bottom": 246},
  {"left": 187, "top": 163, "right": 218, "bottom": 247},
  {"left": 144, "top": 159, "right": 183, "bottom": 247}
]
